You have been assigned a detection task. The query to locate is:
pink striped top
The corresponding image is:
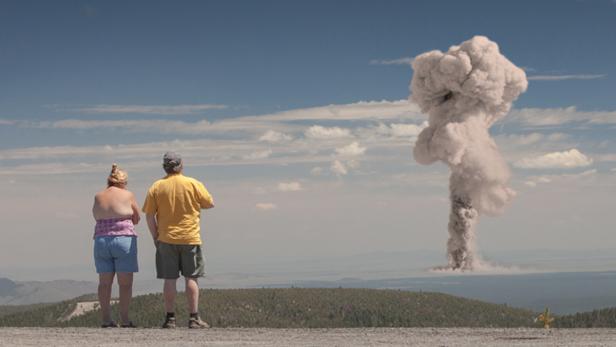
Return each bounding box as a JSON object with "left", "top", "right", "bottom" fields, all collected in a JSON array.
[{"left": 94, "top": 217, "right": 137, "bottom": 238}]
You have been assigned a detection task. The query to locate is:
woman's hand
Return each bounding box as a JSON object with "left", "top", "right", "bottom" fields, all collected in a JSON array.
[{"left": 132, "top": 212, "right": 141, "bottom": 225}]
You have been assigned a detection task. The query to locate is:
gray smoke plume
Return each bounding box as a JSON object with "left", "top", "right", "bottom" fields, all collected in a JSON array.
[{"left": 410, "top": 36, "right": 527, "bottom": 270}]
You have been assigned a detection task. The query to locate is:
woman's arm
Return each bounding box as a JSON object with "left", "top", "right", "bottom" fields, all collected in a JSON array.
[
  {"left": 92, "top": 194, "right": 100, "bottom": 220},
  {"left": 129, "top": 192, "right": 141, "bottom": 225}
]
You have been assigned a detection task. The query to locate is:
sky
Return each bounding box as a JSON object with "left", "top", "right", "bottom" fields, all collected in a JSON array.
[{"left": 1, "top": 0, "right": 616, "bottom": 283}]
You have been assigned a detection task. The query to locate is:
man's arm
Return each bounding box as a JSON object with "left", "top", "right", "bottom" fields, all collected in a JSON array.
[
  {"left": 197, "top": 182, "right": 215, "bottom": 209},
  {"left": 146, "top": 213, "right": 159, "bottom": 247}
]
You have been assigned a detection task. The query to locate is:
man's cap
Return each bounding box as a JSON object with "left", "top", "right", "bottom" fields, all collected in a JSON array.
[{"left": 163, "top": 152, "right": 182, "bottom": 170}]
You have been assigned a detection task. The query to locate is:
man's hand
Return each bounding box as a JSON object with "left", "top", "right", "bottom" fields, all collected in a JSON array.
[{"left": 146, "top": 213, "right": 159, "bottom": 248}]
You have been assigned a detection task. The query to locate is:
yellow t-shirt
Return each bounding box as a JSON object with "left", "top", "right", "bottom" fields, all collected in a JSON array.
[{"left": 142, "top": 173, "right": 214, "bottom": 245}]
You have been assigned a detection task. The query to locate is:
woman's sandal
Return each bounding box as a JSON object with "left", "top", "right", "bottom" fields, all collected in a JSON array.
[
  {"left": 101, "top": 321, "right": 119, "bottom": 328},
  {"left": 120, "top": 321, "right": 137, "bottom": 328}
]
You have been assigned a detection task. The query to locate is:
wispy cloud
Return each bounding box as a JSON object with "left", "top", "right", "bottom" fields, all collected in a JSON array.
[
  {"left": 255, "top": 203, "right": 277, "bottom": 211},
  {"left": 524, "top": 169, "right": 597, "bottom": 187},
  {"left": 252, "top": 100, "right": 421, "bottom": 122},
  {"left": 527, "top": 74, "right": 606, "bottom": 81},
  {"left": 25, "top": 100, "right": 421, "bottom": 136},
  {"left": 373, "top": 121, "right": 428, "bottom": 138},
  {"left": 242, "top": 149, "right": 272, "bottom": 161},
  {"left": 514, "top": 149, "right": 593, "bottom": 169},
  {"left": 305, "top": 125, "right": 353, "bottom": 140},
  {"left": 370, "top": 57, "right": 414, "bottom": 66},
  {"left": 277, "top": 181, "right": 303, "bottom": 192},
  {"left": 0, "top": 119, "right": 16, "bottom": 125},
  {"left": 259, "top": 130, "right": 293, "bottom": 143},
  {"left": 330, "top": 160, "right": 348, "bottom": 176},
  {"left": 44, "top": 119, "right": 213, "bottom": 134},
  {"left": 28, "top": 101, "right": 616, "bottom": 136},
  {"left": 335, "top": 142, "right": 366, "bottom": 157},
  {"left": 507, "top": 107, "right": 616, "bottom": 126},
  {"left": 66, "top": 104, "right": 227, "bottom": 115}
]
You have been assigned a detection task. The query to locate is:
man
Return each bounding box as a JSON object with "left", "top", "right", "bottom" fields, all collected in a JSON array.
[{"left": 143, "top": 152, "right": 214, "bottom": 329}]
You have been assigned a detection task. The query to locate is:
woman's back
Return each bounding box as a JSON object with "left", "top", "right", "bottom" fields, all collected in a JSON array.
[{"left": 93, "top": 186, "right": 135, "bottom": 220}]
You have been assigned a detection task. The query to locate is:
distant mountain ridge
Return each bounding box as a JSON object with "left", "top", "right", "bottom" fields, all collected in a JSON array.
[
  {"left": 0, "top": 278, "right": 17, "bottom": 297},
  {"left": 265, "top": 271, "right": 616, "bottom": 314},
  {"left": 0, "top": 277, "right": 96, "bottom": 305},
  {"left": 3, "top": 271, "right": 616, "bottom": 314}
]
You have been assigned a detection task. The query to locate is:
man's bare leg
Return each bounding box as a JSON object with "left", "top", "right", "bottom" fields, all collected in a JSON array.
[
  {"left": 163, "top": 279, "right": 177, "bottom": 313},
  {"left": 185, "top": 277, "right": 199, "bottom": 314}
]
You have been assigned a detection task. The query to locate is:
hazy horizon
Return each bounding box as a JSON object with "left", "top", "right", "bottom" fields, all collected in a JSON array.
[{"left": 1, "top": 1, "right": 615, "bottom": 284}]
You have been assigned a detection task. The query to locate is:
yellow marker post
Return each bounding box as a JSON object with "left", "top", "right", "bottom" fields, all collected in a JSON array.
[{"left": 535, "top": 307, "right": 555, "bottom": 329}]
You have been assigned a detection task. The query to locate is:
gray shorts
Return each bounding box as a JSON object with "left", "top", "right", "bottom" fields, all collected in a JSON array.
[{"left": 155, "top": 242, "right": 205, "bottom": 279}]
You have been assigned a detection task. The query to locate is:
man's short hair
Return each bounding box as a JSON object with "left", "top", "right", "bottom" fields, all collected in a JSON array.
[{"left": 163, "top": 152, "right": 183, "bottom": 174}]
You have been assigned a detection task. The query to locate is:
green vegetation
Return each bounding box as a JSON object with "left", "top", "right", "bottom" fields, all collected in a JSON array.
[
  {"left": 0, "top": 288, "right": 537, "bottom": 328},
  {"left": 4, "top": 288, "right": 616, "bottom": 328},
  {"left": 0, "top": 303, "right": 53, "bottom": 318},
  {"left": 556, "top": 307, "right": 616, "bottom": 328}
]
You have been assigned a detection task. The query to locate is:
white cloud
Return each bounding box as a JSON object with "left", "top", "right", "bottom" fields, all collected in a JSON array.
[
  {"left": 501, "top": 133, "right": 544, "bottom": 146},
  {"left": 254, "top": 99, "right": 421, "bottom": 122},
  {"left": 507, "top": 107, "right": 616, "bottom": 126},
  {"left": 330, "top": 160, "right": 348, "bottom": 176},
  {"left": 310, "top": 167, "right": 324, "bottom": 176},
  {"left": 524, "top": 176, "right": 552, "bottom": 187},
  {"left": 375, "top": 121, "right": 428, "bottom": 138},
  {"left": 46, "top": 119, "right": 213, "bottom": 134},
  {"left": 524, "top": 169, "right": 597, "bottom": 187},
  {"left": 243, "top": 149, "right": 272, "bottom": 160},
  {"left": 527, "top": 74, "right": 606, "bottom": 81},
  {"left": 0, "top": 162, "right": 111, "bottom": 176},
  {"left": 595, "top": 154, "right": 616, "bottom": 162},
  {"left": 514, "top": 149, "right": 593, "bottom": 169},
  {"left": 369, "top": 57, "right": 414, "bottom": 66},
  {"left": 255, "top": 203, "right": 277, "bottom": 211},
  {"left": 305, "top": 125, "right": 353, "bottom": 140},
  {"left": 68, "top": 104, "right": 226, "bottom": 115},
  {"left": 12, "top": 100, "right": 424, "bottom": 136},
  {"left": 546, "top": 133, "right": 568, "bottom": 142},
  {"left": 0, "top": 119, "right": 16, "bottom": 125},
  {"left": 335, "top": 142, "right": 366, "bottom": 157},
  {"left": 259, "top": 130, "right": 293, "bottom": 143},
  {"left": 277, "top": 181, "right": 303, "bottom": 192}
]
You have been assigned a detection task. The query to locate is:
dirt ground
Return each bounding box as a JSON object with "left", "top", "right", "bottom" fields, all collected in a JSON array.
[{"left": 1, "top": 327, "right": 616, "bottom": 346}]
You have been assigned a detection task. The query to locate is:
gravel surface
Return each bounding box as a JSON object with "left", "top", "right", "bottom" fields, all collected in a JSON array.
[{"left": 2, "top": 327, "right": 616, "bottom": 346}]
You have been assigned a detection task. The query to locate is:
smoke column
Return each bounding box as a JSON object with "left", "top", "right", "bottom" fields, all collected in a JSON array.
[{"left": 410, "top": 36, "right": 527, "bottom": 270}]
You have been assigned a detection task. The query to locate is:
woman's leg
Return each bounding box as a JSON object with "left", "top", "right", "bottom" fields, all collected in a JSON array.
[
  {"left": 98, "top": 272, "right": 115, "bottom": 323},
  {"left": 117, "top": 272, "right": 133, "bottom": 324}
]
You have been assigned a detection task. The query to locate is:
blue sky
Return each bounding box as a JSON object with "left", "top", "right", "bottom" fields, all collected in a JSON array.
[
  {"left": 2, "top": 0, "right": 615, "bottom": 119},
  {"left": 1, "top": 1, "right": 616, "bottom": 282}
]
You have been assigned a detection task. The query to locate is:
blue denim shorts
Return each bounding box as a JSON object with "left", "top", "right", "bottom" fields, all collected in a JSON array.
[{"left": 93, "top": 236, "right": 138, "bottom": 273}]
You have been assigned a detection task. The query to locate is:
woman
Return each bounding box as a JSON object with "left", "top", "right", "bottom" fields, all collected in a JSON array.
[{"left": 92, "top": 164, "right": 140, "bottom": 328}]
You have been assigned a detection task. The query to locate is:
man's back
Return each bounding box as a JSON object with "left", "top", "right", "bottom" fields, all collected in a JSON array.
[{"left": 143, "top": 174, "right": 214, "bottom": 245}]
